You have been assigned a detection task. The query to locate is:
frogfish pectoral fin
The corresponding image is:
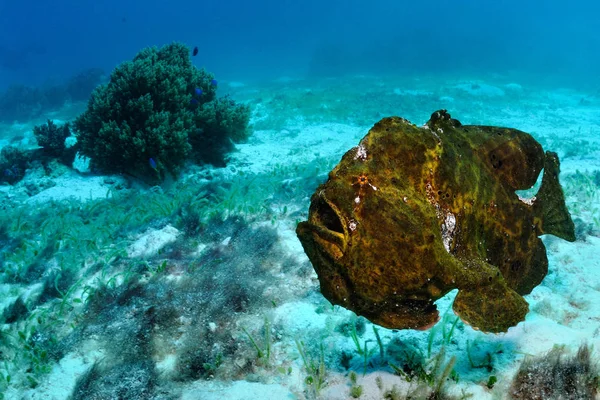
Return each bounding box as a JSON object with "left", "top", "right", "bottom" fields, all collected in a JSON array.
[{"left": 453, "top": 282, "right": 529, "bottom": 333}]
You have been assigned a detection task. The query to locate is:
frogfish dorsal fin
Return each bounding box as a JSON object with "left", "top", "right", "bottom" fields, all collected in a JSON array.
[{"left": 468, "top": 126, "right": 545, "bottom": 190}]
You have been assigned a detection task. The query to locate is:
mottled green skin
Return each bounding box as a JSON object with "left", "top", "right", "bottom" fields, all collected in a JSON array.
[{"left": 297, "top": 110, "right": 575, "bottom": 333}]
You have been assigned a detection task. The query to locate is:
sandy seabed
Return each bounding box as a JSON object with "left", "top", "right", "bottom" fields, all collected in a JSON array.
[{"left": 1, "top": 74, "right": 599, "bottom": 400}]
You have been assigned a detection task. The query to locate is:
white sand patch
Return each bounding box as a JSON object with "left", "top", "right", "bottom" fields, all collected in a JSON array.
[
  {"left": 25, "top": 170, "right": 126, "bottom": 204},
  {"left": 392, "top": 88, "right": 434, "bottom": 96},
  {"left": 512, "top": 315, "right": 589, "bottom": 353},
  {"left": 504, "top": 82, "right": 523, "bottom": 92},
  {"left": 230, "top": 123, "right": 365, "bottom": 176},
  {"left": 127, "top": 225, "right": 180, "bottom": 259},
  {"left": 180, "top": 380, "right": 294, "bottom": 400},
  {"left": 321, "top": 371, "right": 408, "bottom": 400},
  {"left": 156, "top": 353, "right": 177, "bottom": 376},
  {"left": 453, "top": 82, "right": 505, "bottom": 97},
  {"left": 227, "top": 81, "right": 246, "bottom": 88},
  {"left": 273, "top": 301, "right": 329, "bottom": 333},
  {"left": 15, "top": 343, "right": 102, "bottom": 400}
]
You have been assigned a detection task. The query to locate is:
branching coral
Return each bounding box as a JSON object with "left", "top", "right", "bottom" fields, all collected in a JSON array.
[
  {"left": 74, "top": 42, "right": 250, "bottom": 181},
  {"left": 33, "top": 120, "right": 76, "bottom": 164},
  {"left": 0, "top": 145, "right": 30, "bottom": 184},
  {"left": 190, "top": 95, "right": 251, "bottom": 166}
]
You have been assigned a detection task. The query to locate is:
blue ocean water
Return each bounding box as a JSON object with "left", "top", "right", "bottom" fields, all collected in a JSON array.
[
  {"left": 1, "top": 0, "right": 599, "bottom": 86},
  {"left": 0, "top": 1, "right": 599, "bottom": 399}
]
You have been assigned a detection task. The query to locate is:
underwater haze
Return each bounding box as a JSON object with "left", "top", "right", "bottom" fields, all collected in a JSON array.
[
  {"left": 1, "top": 1, "right": 600, "bottom": 399},
  {"left": 1, "top": 0, "right": 600, "bottom": 85}
]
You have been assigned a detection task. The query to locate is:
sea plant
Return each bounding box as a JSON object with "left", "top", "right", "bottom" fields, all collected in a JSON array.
[
  {"left": 466, "top": 339, "right": 497, "bottom": 372},
  {"left": 401, "top": 347, "right": 458, "bottom": 399},
  {"left": 373, "top": 326, "right": 385, "bottom": 363},
  {"left": 241, "top": 317, "right": 271, "bottom": 365},
  {"left": 33, "top": 119, "right": 76, "bottom": 164},
  {"left": 350, "top": 383, "right": 364, "bottom": 398},
  {"left": 510, "top": 344, "right": 599, "bottom": 399},
  {"left": 0, "top": 145, "right": 30, "bottom": 184},
  {"left": 486, "top": 375, "right": 497, "bottom": 389},
  {"left": 296, "top": 339, "right": 327, "bottom": 397},
  {"left": 387, "top": 337, "right": 427, "bottom": 383},
  {"left": 190, "top": 95, "right": 251, "bottom": 166},
  {"left": 427, "top": 306, "right": 461, "bottom": 358},
  {"left": 0, "top": 144, "right": 312, "bottom": 393},
  {"left": 74, "top": 42, "right": 251, "bottom": 181},
  {"left": 350, "top": 321, "right": 364, "bottom": 355}
]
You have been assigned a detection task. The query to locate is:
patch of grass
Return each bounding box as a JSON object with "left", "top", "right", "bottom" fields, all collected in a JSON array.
[
  {"left": 241, "top": 318, "right": 271, "bottom": 365},
  {"left": 428, "top": 307, "right": 462, "bottom": 358},
  {"left": 347, "top": 318, "right": 367, "bottom": 356},
  {"left": 296, "top": 339, "right": 327, "bottom": 397},
  {"left": 373, "top": 326, "right": 385, "bottom": 363},
  {"left": 0, "top": 136, "right": 335, "bottom": 392}
]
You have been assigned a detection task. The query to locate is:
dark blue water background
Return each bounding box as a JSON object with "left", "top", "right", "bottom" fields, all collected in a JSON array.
[{"left": 0, "top": 0, "right": 598, "bottom": 89}]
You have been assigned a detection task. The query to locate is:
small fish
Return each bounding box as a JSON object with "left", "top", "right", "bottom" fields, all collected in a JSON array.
[
  {"left": 4, "top": 165, "right": 19, "bottom": 177},
  {"left": 211, "top": 79, "right": 218, "bottom": 86},
  {"left": 192, "top": 46, "right": 198, "bottom": 56},
  {"left": 190, "top": 98, "right": 198, "bottom": 105},
  {"left": 149, "top": 158, "right": 157, "bottom": 169},
  {"left": 194, "top": 88, "right": 203, "bottom": 96}
]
